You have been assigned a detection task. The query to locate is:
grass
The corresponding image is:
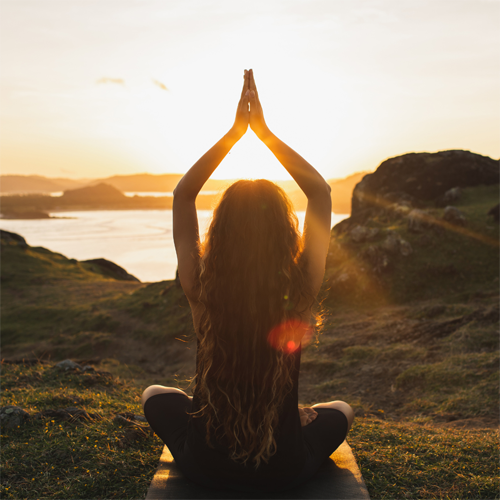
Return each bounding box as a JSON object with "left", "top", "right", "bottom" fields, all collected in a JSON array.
[
  {"left": 1, "top": 237, "right": 193, "bottom": 364},
  {"left": 2, "top": 361, "right": 498, "bottom": 500},
  {"left": 1, "top": 362, "right": 162, "bottom": 499},
  {"left": 349, "top": 418, "right": 499, "bottom": 499},
  {"left": 1, "top": 184, "right": 499, "bottom": 498}
]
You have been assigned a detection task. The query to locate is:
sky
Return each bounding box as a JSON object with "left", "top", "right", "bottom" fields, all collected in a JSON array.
[{"left": 1, "top": 0, "right": 499, "bottom": 181}]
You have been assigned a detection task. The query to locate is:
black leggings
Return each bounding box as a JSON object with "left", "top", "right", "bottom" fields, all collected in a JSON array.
[{"left": 144, "top": 393, "right": 348, "bottom": 492}]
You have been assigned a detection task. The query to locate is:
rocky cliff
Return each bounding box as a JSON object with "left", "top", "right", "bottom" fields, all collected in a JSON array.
[
  {"left": 351, "top": 150, "right": 498, "bottom": 217},
  {"left": 325, "top": 150, "right": 499, "bottom": 306}
]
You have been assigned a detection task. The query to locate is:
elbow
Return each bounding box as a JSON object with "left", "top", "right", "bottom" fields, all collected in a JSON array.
[
  {"left": 316, "top": 182, "right": 331, "bottom": 200},
  {"left": 320, "top": 183, "right": 332, "bottom": 211},
  {"left": 172, "top": 187, "right": 182, "bottom": 203},
  {"left": 307, "top": 183, "right": 331, "bottom": 207},
  {"left": 173, "top": 183, "right": 195, "bottom": 202}
]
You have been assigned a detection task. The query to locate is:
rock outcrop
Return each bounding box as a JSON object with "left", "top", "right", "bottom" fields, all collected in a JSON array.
[
  {"left": 0, "top": 406, "right": 30, "bottom": 428},
  {"left": 443, "top": 206, "right": 466, "bottom": 226},
  {"left": 351, "top": 150, "right": 498, "bottom": 216},
  {"left": 83, "top": 258, "right": 140, "bottom": 282},
  {"left": 488, "top": 204, "right": 499, "bottom": 223},
  {"left": 0, "top": 229, "right": 28, "bottom": 246},
  {"left": 325, "top": 150, "right": 499, "bottom": 305}
]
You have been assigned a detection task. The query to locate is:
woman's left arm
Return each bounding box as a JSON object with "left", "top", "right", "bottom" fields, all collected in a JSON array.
[{"left": 173, "top": 71, "right": 250, "bottom": 302}]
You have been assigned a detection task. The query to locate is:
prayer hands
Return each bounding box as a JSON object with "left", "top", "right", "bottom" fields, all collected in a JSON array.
[
  {"left": 299, "top": 407, "right": 318, "bottom": 427},
  {"left": 229, "top": 70, "right": 250, "bottom": 141},
  {"left": 248, "top": 69, "right": 271, "bottom": 140},
  {"left": 229, "top": 69, "right": 271, "bottom": 142}
]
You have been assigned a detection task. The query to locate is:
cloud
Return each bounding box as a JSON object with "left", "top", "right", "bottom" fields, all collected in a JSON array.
[
  {"left": 152, "top": 79, "right": 169, "bottom": 91},
  {"left": 96, "top": 78, "right": 125, "bottom": 86}
]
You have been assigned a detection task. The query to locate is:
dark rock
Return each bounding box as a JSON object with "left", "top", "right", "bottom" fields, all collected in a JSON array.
[
  {"left": 380, "top": 233, "right": 413, "bottom": 256},
  {"left": 389, "top": 204, "right": 412, "bottom": 219},
  {"left": 359, "top": 245, "right": 391, "bottom": 274},
  {"left": 351, "top": 150, "right": 498, "bottom": 216},
  {"left": 35, "top": 407, "right": 99, "bottom": 421},
  {"left": 380, "top": 233, "right": 400, "bottom": 254},
  {"left": 122, "top": 426, "right": 150, "bottom": 442},
  {"left": 438, "top": 186, "right": 462, "bottom": 206},
  {"left": 0, "top": 406, "right": 30, "bottom": 428},
  {"left": 0, "top": 230, "right": 28, "bottom": 247},
  {"left": 443, "top": 206, "right": 466, "bottom": 226},
  {"left": 332, "top": 209, "right": 374, "bottom": 235},
  {"left": 381, "top": 191, "right": 416, "bottom": 207},
  {"left": 407, "top": 209, "right": 433, "bottom": 233},
  {"left": 349, "top": 225, "right": 379, "bottom": 243},
  {"left": 399, "top": 239, "right": 413, "bottom": 257},
  {"left": 488, "top": 203, "right": 499, "bottom": 222},
  {"left": 83, "top": 258, "right": 140, "bottom": 282},
  {"left": 55, "top": 359, "right": 82, "bottom": 371}
]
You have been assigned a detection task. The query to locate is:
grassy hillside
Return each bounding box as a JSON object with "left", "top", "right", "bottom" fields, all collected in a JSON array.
[
  {"left": 325, "top": 185, "right": 499, "bottom": 305},
  {"left": 1, "top": 183, "right": 499, "bottom": 499},
  {"left": 1, "top": 234, "right": 195, "bottom": 382}
]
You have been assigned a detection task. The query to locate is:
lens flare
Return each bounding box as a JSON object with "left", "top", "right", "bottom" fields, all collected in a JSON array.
[{"left": 267, "top": 319, "right": 313, "bottom": 354}]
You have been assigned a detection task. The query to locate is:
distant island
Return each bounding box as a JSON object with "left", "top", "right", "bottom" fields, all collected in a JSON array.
[{"left": 0, "top": 172, "right": 367, "bottom": 218}]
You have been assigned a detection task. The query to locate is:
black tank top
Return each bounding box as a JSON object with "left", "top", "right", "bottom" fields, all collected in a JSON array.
[{"left": 186, "top": 344, "right": 305, "bottom": 491}]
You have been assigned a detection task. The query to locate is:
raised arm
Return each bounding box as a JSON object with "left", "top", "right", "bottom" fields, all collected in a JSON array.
[
  {"left": 248, "top": 69, "right": 331, "bottom": 297},
  {"left": 173, "top": 71, "right": 250, "bottom": 302}
]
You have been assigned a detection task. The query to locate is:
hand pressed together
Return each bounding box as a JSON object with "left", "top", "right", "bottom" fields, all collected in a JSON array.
[
  {"left": 229, "top": 70, "right": 250, "bottom": 140},
  {"left": 248, "top": 69, "right": 271, "bottom": 140},
  {"left": 229, "top": 69, "right": 270, "bottom": 142}
]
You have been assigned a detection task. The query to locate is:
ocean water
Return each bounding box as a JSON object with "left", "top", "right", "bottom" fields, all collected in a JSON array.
[{"left": 1, "top": 210, "right": 348, "bottom": 282}]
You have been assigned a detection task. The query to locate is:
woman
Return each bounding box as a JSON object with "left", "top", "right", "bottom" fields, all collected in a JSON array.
[{"left": 142, "top": 69, "right": 354, "bottom": 493}]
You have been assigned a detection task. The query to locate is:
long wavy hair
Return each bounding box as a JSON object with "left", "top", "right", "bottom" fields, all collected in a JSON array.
[{"left": 193, "top": 179, "right": 317, "bottom": 468}]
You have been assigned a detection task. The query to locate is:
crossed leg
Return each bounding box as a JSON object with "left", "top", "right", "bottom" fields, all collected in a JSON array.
[
  {"left": 312, "top": 400, "right": 354, "bottom": 431},
  {"left": 141, "top": 385, "right": 191, "bottom": 410}
]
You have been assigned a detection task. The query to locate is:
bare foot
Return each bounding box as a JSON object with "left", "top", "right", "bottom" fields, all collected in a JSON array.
[{"left": 299, "top": 407, "right": 318, "bottom": 427}]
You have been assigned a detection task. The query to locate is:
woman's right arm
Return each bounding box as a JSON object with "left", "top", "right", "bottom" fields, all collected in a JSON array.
[
  {"left": 173, "top": 71, "right": 250, "bottom": 303},
  {"left": 248, "top": 70, "right": 332, "bottom": 297}
]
